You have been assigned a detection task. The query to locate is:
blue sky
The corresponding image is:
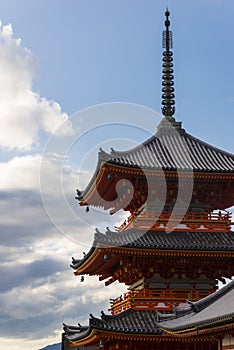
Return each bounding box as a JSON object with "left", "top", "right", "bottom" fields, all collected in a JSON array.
[
  {"left": 0, "top": 1, "right": 233, "bottom": 349},
  {"left": 0, "top": 1, "right": 231, "bottom": 141}
]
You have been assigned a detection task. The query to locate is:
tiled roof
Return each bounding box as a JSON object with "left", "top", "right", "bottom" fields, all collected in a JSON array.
[
  {"left": 63, "top": 309, "right": 163, "bottom": 341},
  {"left": 71, "top": 229, "right": 234, "bottom": 270},
  {"left": 160, "top": 279, "right": 234, "bottom": 332},
  {"left": 95, "top": 229, "right": 234, "bottom": 250},
  {"left": 99, "top": 126, "right": 234, "bottom": 173},
  {"left": 76, "top": 123, "right": 234, "bottom": 202},
  {"left": 63, "top": 281, "right": 234, "bottom": 342}
]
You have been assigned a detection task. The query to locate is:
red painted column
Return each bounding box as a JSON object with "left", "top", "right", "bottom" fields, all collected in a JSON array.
[{"left": 218, "top": 338, "right": 222, "bottom": 350}]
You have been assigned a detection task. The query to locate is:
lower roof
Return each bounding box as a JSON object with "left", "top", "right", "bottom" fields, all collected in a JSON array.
[
  {"left": 161, "top": 279, "right": 234, "bottom": 333},
  {"left": 64, "top": 309, "right": 163, "bottom": 342},
  {"left": 63, "top": 280, "right": 234, "bottom": 343}
]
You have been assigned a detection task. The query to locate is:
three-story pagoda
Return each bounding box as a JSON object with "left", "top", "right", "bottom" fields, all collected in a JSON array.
[{"left": 62, "top": 10, "right": 234, "bottom": 350}]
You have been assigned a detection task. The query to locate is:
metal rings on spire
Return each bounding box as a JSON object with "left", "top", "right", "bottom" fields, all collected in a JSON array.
[{"left": 161, "top": 9, "right": 175, "bottom": 117}]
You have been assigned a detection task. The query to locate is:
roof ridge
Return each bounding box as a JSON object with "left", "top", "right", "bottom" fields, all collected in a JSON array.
[
  {"left": 183, "top": 131, "right": 234, "bottom": 159},
  {"left": 101, "top": 130, "right": 234, "bottom": 160},
  {"left": 100, "top": 308, "right": 135, "bottom": 320},
  {"left": 109, "top": 134, "right": 157, "bottom": 157},
  {"left": 192, "top": 279, "right": 234, "bottom": 312}
]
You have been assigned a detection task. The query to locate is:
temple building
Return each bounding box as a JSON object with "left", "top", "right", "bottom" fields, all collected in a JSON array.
[{"left": 62, "top": 10, "right": 234, "bottom": 350}]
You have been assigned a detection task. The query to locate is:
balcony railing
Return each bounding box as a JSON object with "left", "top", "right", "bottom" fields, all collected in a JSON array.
[
  {"left": 117, "top": 211, "right": 232, "bottom": 233},
  {"left": 109, "top": 288, "right": 211, "bottom": 315}
]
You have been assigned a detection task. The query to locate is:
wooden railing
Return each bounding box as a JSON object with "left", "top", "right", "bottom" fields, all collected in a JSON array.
[
  {"left": 109, "top": 288, "right": 211, "bottom": 315},
  {"left": 117, "top": 211, "right": 232, "bottom": 232}
]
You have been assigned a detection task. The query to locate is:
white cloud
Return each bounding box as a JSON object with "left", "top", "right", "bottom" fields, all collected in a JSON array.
[
  {"left": 0, "top": 22, "right": 73, "bottom": 151},
  {"left": 0, "top": 155, "right": 41, "bottom": 190},
  {"left": 0, "top": 154, "right": 76, "bottom": 193}
]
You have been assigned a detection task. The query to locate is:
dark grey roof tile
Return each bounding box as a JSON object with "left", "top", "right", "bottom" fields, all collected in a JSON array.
[
  {"left": 161, "top": 280, "right": 234, "bottom": 331},
  {"left": 64, "top": 309, "right": 162, "bottom": 341},
  {"left": 64, "top": 282, "right": 234, "bottom": 342},
  {"left": 94, "top": 229, "right": 234, "bottom": 251},
  {"left": 102, "top": 128, "right": 234, "bottom": 172},
  {"left": 70, "top": 229, "right": 234, "bottom": 270}
]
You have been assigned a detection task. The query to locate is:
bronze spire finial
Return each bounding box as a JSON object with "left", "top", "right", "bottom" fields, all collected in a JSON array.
[{"left": 161, "top": 9, "right": 175, "bottom": 118}]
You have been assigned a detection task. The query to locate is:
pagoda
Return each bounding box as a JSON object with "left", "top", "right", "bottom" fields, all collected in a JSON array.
[{"left": 62, "top": 10, "right": 234, "bottom": 350}]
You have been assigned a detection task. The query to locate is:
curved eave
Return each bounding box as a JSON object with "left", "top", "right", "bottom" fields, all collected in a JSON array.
[
  {"left": 77, "top": 157, "right": 105, "bottom": 204},
  {"left": 161, "top": 314, "right": 234, "bottom": 336},
  {"left": 71, "top": 244, "right": 234, "bottom": 278},
  {"left": 78, "top": 160, "right": 234, "bottom": 210},
  {"left": 71, "top": 241, "right": 121, "bottom": 276},
  {"left": 71, "top": 244, "right": 100, "bottom": 274},
  {"left": 68, "top": 328, "right": 99, "bottom": 347},
  {"left": 68, "top": 328, "right": 164, "bottom": 347},
  {"left": 71, "top": 246, "right": 96, "bottom": 269}
]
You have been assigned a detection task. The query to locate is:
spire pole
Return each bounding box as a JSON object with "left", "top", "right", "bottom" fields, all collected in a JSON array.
[{"left": 161, "top": 9, "right": 175, "bottom": 118}]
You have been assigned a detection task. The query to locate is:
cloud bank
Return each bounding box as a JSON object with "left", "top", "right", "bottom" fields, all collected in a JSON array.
[{"left": 0, "top": 20, "right": 127, "bottom": 350}]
